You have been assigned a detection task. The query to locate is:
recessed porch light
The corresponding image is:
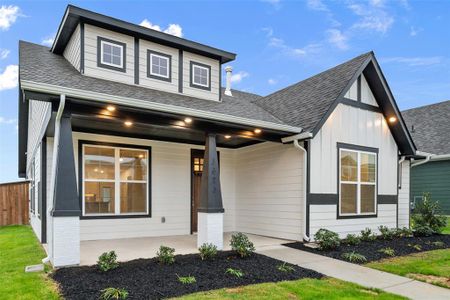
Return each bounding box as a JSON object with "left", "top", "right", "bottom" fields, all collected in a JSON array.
[
  {"left": 124, "top": 121, "right": 133, "bottom": 127},
  {"left": 254, "top": 128, "right": 262, "bottom": 134},
  {"left": 224, "top": 135, "right": 231, "bottom": 139},
  {"left": 184, "top": 117, "right": 192, "bottom": 124},
  {"left": 106, "top": 105, "right": 116, "bottom": 112},
  {"left": 388, "top": 117, "right": 397, "bottom": 123}
]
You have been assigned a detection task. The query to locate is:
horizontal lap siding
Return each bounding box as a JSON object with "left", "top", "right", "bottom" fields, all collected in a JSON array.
[
  {"left": 27, "top": 100, "right": 51, "bottom": 169},
  {"left": 398, "top": 160, "right": 410, "bottom": 228},
  {"left": 234, "top": 142, "right": 303, "bottom": 241},
  {"left": 63, "top": 24, "right": 80, "bottom": 71}
]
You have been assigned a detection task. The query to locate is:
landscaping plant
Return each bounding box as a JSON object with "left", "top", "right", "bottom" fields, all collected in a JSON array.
[
  {"left": 341, "top": 251, "right": 367, "bottom": 263},
  {"left": 344, "top": 234, "right": 361, "bottom": 246},
  {"left": 176, "top": 275, "right": 196, "bottom": 284},
  {"left": 408, "top": 244, "right": 422, "bottom": 251},
  {"left": 198, "top": 243, "right": 218, "bottom": 260},
  {"left": 360, "top": 228, "right": 377, "bottom": 242},
  {"left": 277, "top": 262, "right": 295, "bottom": 273},
  {"left": 393, "top": 227, "right": 413, "bottom": 238},
  {"left": 100, "top": 287, "right": 128, "bottom": 300},
  {"left": 432, "top": 241, "right": 445, "bottom": 248},
  {"left": 378, "top": 226, "right": 394, "bottom": 240},
  {"left": 97, "top": 251, "right": 119, "bottom": 272},
  {"left": 314, "top": 229, "right": 340, "bottom": 250},
  {"left": 412, "top": 193, "right": 447, "bottom": 233},
  {"left": 413, "top": 224, "right": 434, "bottom": 237},
  {"left": 230, "top": 232, "right": 255, "bottom": 258},
  {"left": 225, "top": 268, "right": 244, "bottom": 278},
  {"left": 378, "top": 247, "right": 395, "bottom": 257},
  {"left": 157, "top": 245, "right": 175, "bottom": 265}
]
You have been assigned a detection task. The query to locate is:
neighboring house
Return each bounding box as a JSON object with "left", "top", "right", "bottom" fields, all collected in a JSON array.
[
  {"left": 19, "top": 5, "right": 416, "bottom": 267},
  {"left": 402, "top": 100, "right": 450, "bottom": 214}
]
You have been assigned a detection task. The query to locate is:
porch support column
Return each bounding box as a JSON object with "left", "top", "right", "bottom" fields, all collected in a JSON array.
[
  {"left": 51, "top": 109, "right": 81, "bottom": 267},
  {"left": 197, "top": 133, "right": 224, "bottom": 249}
]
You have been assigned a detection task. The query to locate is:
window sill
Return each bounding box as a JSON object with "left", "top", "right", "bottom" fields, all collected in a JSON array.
[
  {"left": 80, "top": 214, "right": 151, "bottom": 220},
  {"left": 337, "top": 213, "right": 377, "bottom": 219}
]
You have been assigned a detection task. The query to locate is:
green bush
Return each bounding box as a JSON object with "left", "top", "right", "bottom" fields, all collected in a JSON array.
[
  {"left": 378, "top": 247, "right": 395, "bottom": 257},
  {"left": 413, "top": 225, "right": 434, "bottom": 237},
  {"left": 277, "top": 262, "right": 295, "bottom": 273},
  {"left": 360, "top": 228, "right": 377, "bottom": 242},
  {"left": 230, "top": 233, "right": 255, "bottom": 258},
  {"left": 432, "top": 241, "right": 445, "bottom": 248},
  {"left": 314, "top": 229, "right": 340, "bottom": 250},
  {"left": 378, "top": 225, "right": 394, "bottom": 240},
  {"left": 341, "top": 251, "right": 367, "bottom": 263},
  {"left": 393, "top": 227, "right": 413, "bottom": 238},
  {"left": 177, "top": 275, "right": 196, "bottom": 284},
  {"left": 157, "top": 245, "right": 175, "bottom": 265},
  {"left": 100, "top": 288, "right": 128, "bottom": 300},
  {"left": 198, "top": 243, "right": 218, "bottom": 260},
  {"left": 407, "top": 243, "right": 422, "bottom": 251},
  {"left": 412, "top": 193, "right": 446, "bottom": 233},
  {"left": 344, "top": 234, "right": 361, "bottom": 246},
  {"left": 97, "top": 251, "right": 119, "bottom": 272},
  {"left": 225, "top": 268, "right": 244, "bottom": 278}
]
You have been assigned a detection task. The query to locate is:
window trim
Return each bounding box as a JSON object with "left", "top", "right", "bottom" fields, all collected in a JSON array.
[
  {"left": 78, "top": 140, "right": 151, "bottom": 219},
  {"left": 97, "top": 37, "right": 127, "bottom": 73},
  {"left": 190, "top": 61, "right": 211, "bottom": 91},
  {"left": 147, "top": 50, "right": 172, "bottom": 82},
  {"left": 337, "top": 143, "right": 378, "bottom": 219}
]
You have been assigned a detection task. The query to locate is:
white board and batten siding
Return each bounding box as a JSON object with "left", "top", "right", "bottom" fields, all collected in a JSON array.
[
  {"left": 63, "top": 24, "right": 81, "bottom": 71},
  {"left": 29, "top": 144, "right": 42, "bottom": 241},
  {"left": 344, "top": 74, "right": 379, "bottom": 107},
  {"left": 309, "top": 102, "right": 399, "bottom": 238},
  {"left": 398, "top": 160, "right": 410, "bottom": 228},
  {"left": 27, "top": 100, "right": 51, "bottom": 170}
]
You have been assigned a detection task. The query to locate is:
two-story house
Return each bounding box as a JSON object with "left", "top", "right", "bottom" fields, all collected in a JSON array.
[{"left": 19, "top": 5, "right": 416, "bottom": 267}]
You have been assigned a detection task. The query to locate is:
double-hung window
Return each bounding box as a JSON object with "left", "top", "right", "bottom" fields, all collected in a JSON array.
[
  {"left": 82, "top": 143, "right": 150, "bottom": 217},
  {"left": 98, "top": 37, "right": 126, "bottom": 72},
  {"left": 147, "top": 50, "right": 171, "bottom": 81},
  {"left": 190, "top": 62, "right": 211, "bottom": 90},
  {"left": 339, "top": 148, "right": 377, "bottom": 216}
]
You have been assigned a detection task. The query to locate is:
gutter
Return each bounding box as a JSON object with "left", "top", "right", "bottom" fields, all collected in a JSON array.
[
  {"left": 21, "top": 80, "right": 302, "bottom": 134},
  {"left": 411, "top": 151, "right": 433, "bottom": 168}
]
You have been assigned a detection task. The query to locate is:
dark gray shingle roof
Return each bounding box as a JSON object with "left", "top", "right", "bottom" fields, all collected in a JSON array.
[
  {"left": 19, "top": 41, "right": 286, "bottom": 127},
  {"left": 402, "top": 100, "right": 450, "bottom": 155},
  {"left": 252, "top": 52, "right": 372, "bottom": 132}
]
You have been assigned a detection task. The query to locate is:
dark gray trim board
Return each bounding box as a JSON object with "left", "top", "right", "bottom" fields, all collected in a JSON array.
[
  {"left": 78, "top": 140, "right": 152, "bottom": 220},
  {"left": 341, "top": 98, "right": 382, "bottom": 113},
  {"left": 147, "top": 49, "right": 172, "bottom": 82},
  {"left": 80, "top": 22, "right": 85, "bottom": 74},
  {"left": 378, "top": 195, "right": 398, "bottom": 204},
  {"left": 96, "top": 36, "right": 127, "bottom": 72},
  {"left": 178, "top": 49, "right": 183, "bottom": 93},
  {"left": 305, "top": 140, "right": 310, "bottom": 238},
  {"left": 18, "top": 88, "right": 28, "bottom": 177},
  {"left": 308, "top": 194, "right": 338, "bottom": 205},
  {"left": 134, "top": 37, "right": 139, "bottom": 84},
  {"left": 40, "top": 138, "right": 47, "bottom": 243},
  {"left": 190, "top": 61, "right": 212, "bottom": 91},
  {"left": 357, "top": 75, "right": 361, "bottom": 102}
]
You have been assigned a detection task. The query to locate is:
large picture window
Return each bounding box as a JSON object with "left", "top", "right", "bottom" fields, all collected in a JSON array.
[
  {"left": 339, "top": 148, "right": 377, "bottom": 216},
  {"left": 82, "top": 143, "right": 150, "bottom": 217}
]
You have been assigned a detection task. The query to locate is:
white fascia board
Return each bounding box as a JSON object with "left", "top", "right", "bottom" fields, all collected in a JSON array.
[
  {"left": 21, "top": 80, "right": 302, "bottom": 133},
  {"left": 281, "top": 132, "right": 313, "bottom": 143}
]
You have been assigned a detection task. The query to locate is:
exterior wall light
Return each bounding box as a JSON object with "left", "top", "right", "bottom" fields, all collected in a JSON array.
[{"left": 388, "top": 117, "right": 397, "bottom": 123}]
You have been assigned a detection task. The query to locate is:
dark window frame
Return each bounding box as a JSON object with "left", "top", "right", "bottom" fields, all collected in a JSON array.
[
  {"left": 78, "top": 140, "right": 152, "bottom": 220},
  {"left": 97, "top": 36, "right": 127, "bottom": 73},
  {"left": 190, "top": 61, "right": 211, "bottom": 91},
  {"left": 147, "top": 49, "right": 172, "bottom": 82}
]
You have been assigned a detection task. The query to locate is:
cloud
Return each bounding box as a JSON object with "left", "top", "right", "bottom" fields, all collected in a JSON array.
[
  {"left": 0, "top": 5, "right": 21, "bottom": 30},
  {"left": 348, "top": 2, "right": 394, "bottom": 34},
  {"left": 0, "top": 48, "right": 10, "bottom": 59},
  {"left": 139, "top": 19, "right": 183, "bottom": 37},
  {"left": 268, "top": 78, "right": 277, "bottom": 85},
  {"left": 0, "top": 65, "right": 18, "bottom": 90},
  {"left": 0, "top": 116, "right": 17, "bottom": 124},
  {"left": 307, "top": 0, "right": 329, "bottom": 12},
  {"left": 41, "top": 34, "right": 55, "bottom": 47},
  {"left": 269, "top": 36, "right": 321, "bottom": 58},
  {"left": 230, "top": 71, "right": 249, "bottom": 84},
  {"left": 381, "top": 56, "right": 443, "bottom": 67},
  {"left": 409, "top": 26, "right": 422, "bottom": 37},
  {"left": 326, "top": 29, "right": 348, "bottom": 50}
]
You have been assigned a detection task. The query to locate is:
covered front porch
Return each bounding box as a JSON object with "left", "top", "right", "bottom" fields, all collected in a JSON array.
[{"left": 80, "top": 233, "right": 291, "bottom": 265}]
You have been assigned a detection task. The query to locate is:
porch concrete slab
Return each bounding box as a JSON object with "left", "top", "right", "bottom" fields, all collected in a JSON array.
[
  {"left": 259, "top": 246, "right": 450, "bottom": 300},
  {"left": 80, "top": 233, "right": 290, "bottom": 266}
]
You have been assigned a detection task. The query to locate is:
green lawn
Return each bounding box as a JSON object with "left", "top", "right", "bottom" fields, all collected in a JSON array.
[
  {"left": 442, "top": 216, "right": 450, "bottom": 234},
  {"left": 177, "top": 278, "right": 406, "bottom": 300},
  {"left": 367, "top": 249, "right": 450, "bottom": 288},
  {"left": 0, "top": 225, "right": 60, "bottom": 300}
]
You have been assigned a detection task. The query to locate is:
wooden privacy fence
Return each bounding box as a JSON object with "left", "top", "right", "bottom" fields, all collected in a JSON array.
[{"left": 0, "top": 181, "right": 29, "bottom": 226}]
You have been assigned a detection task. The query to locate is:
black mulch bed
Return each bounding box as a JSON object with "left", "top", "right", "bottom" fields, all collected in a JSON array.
[
  {"left": 52, "top": 251, "right": 323, "bottom": 299},
  {"left": 283, "top": 234, "right": 450, "bottom": 264}
]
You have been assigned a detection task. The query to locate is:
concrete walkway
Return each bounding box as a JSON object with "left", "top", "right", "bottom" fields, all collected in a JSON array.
[{"left": 259, "top": 246, "right": 450, "bottom": 300}]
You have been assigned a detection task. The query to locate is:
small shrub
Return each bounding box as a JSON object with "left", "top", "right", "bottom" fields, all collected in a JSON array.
[
  {"left": 393, "top": 227, "right": 413, "bottom": 238},
  {"left": 277, "top": 262, "right": 295, "bottom": 273},
  {"left": 409, "top": 244, "right": 422, "bottom": 251},
  {"left": 177, "top": 275, "right": 196, "bottom": 284},
  {"left": 97, "top": 251, "right": 119, "bottom": 272},
  {"left": 378, "top": 247, "right": 395, "bottom": 257},
  {"left": 100, "top": 288, "right": 128, "bottom": 300},
  {"left": 345, "top": 234, "right": 361, "bottom": 246},
  {"left": 378, "top": 226, "right": 394, "bottom": 240},
  {"left": 360, "top": 228, "right": 377, "bottom": 242},
  {"left": 412, "top": 193, "right": 447, "bottom": 233},
  {"left": 413, "top": 225, "right": 434, "bottom": 237},
  {"left": 341, "top": 251, "right": 367, "bottom": 263},
  {"left": 226, "top": 268, "right": 244, "bottom": 278},
  {"left": 157, "top": 245, "right": 175, "bottom": 265},
  {"left": 198, "top": 243, "right": 218, "bottom": 261},
  {"left": 314, "top": 229, "right": 340, "bottom": 250},
  {"left": 230, "top": 233, "right": 255, "bottom": 258},
  {"left": 432, "top": 241, "right": 445, "bottom": 248}
]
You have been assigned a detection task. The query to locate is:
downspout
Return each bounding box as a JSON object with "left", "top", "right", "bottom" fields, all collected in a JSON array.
[
  {"left": 293, "top": 140, "right": 310, "bottom": 242},
  {"left": 42, "top": 94, "right": 66, "bottom": 264}
]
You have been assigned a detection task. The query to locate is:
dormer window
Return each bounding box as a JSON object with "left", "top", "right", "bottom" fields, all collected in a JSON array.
[
  {"left": 147, "top": 50, "right": 171, "bottom": 82},
  {"left": 97, "top": 37, "right": 126, "bottom": 72},
  {"left": 190, "top": 61, "right": 211, "bottom": 91}
]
